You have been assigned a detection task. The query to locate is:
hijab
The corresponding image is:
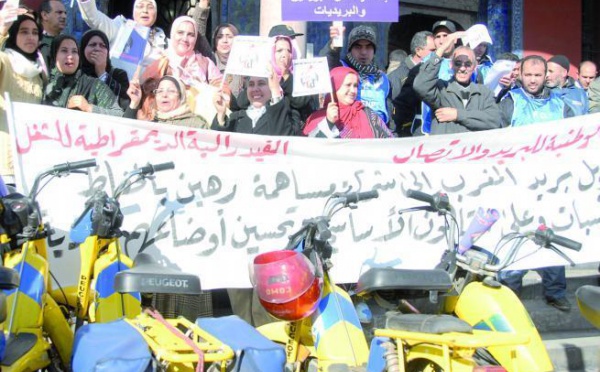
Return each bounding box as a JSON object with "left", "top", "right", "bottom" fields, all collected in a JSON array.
[
  {"left": 45, "top": 35, "right": 96, "bottom": 106},
  {"left": 4, "top": 15, "right": 47, "bottom": 80},
  {"left": 168, "top": 16, "right": 198, "bottom": 61},
  {"left": 5, "top": 15, "right": 41, "bottom": 61},
  {"left": 80, "top": 29, "right": 112, "bottom": 77},
  {"left": 303, "top": 67, "right": 373, "bottom": 138},
  {"left": 270, "top": 36, "right": 297, "bottom": 78},
  {"left": 155, "top": 75, "right": 193, "bottom": 120}
]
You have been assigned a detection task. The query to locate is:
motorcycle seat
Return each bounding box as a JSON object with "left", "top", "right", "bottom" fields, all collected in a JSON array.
[
  {"left": 197, "top": 315, "right": 285, "bottom": 372},
  {"left": 385, "top": 313, "right": 473, "bottom": 334},
  {"left": 575, "top": 285, "right": 600, "bottom": 329},
  {"left": 355, "top": 268, "right": 452, "bottom": 296},
  {"left": 0, "top": 332, "right": 37, "bottom": 367},
  {"left": 0, "top": 267, "right": 19, "bottom": 290},
  {"left": 114, "top": 253, "right": 201, "bottom": 295}
]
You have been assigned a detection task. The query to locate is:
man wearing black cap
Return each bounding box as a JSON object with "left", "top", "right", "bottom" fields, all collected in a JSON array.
[
  {"left": 268, "top": 24, "right": 304, "bottom": 39},
  {"left": 322, "top": 24, "right": 391, "bottom": 125},
  {"left": 545, "top": 54, "right": 588, "bottom": 116},
  {"left": 499, "top": 55, "right": 574, "bottom": 127}
]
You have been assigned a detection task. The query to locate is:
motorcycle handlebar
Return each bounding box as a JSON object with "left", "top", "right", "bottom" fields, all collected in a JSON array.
[
  {"left": 406, "top": 189, "right": 451, "bottom": 212},
  {"left": 342, "top": 190, "right": 379, "bottom": 204},
  {"left": 52, "top": 159, "right": 97, "bottom": 173},
  {"left": 535, "top": 226, "right": 582, "bottom": 251},
  {"left": 138, "top": 162, "right": 175, "bottom": 175},
  {"left": 406, "top": 189, "right": 434, "bottom": 204}
]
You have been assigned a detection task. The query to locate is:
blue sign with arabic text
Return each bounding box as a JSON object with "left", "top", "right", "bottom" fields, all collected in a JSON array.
[{"left": 282, "top": 0, "right": 398, "bottom": 22}]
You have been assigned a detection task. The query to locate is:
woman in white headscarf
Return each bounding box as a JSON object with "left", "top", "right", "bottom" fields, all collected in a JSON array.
[
  {"left": 76, "top": 0, "right": 167, "bottom": 70},
  {"left": 140, "top": 15, "right": 223, "bottom": 121},
  {"left": 0, "top": 8, "right": 48, "bottom": 183}
]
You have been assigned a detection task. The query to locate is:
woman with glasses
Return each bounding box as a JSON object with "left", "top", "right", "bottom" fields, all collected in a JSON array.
[
  {"left": 76, "top": 0, "right": 166, "bottom": 70},
  {"left": 0, "top": 7, "right": 48, "bottom": 184},
  {"left": 125, "top": 75, "right": 209, "bottom": 129},
  {"left": 80, "top": 30, "right": 130, "bottom": 110},
  {"left": 43, "top": 35, "right": 123, "bottom": 117}
]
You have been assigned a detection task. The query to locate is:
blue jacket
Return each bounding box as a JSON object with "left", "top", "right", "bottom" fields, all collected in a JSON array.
[
  {"left": 340, "top": 60, "right": 391, "bottom": 124},
  {"left": 508, "top": 88, "right": 565, "bottom": 126},
  {"left": 551, "top": 77, "right": 589, "bottom": 116}
]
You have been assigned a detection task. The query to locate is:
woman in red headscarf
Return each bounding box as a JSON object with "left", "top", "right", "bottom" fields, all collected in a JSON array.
[{"left": 303, "top": 66, "right": 392, "bottom": 138}]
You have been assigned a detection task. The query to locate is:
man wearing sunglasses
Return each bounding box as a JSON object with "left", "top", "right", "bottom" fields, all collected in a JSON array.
[
  {"left": 413, "top": 33, "right": 501, "bottom": 135},
  {"left": 499, "top": 55, "right": 574, "bottom": 127}
]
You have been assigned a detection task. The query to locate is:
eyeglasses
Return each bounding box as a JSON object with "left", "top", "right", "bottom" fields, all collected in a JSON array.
[
  {"left": 87, "top": 42, "right": 107, "bottom": 49},
  {"left": 453, "top": 60, "right": 474, "bottom": 69},
  {"left": 153, "top": 88, "right": 179, "bottom": 96}
]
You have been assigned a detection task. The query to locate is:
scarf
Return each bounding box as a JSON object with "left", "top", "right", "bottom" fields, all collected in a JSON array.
[
  {"left": 44, "top": 69, "right": 96, "bottom": 107},
  {"left": 4, "top": 49, "right": 47, "bottom": 80},
  {"left": 303, "top": 67, "right": 373, "bottom": 138},
  {"left": 154, "top": 75, "right": 192, "bottom": 121},
  {"left": 344, "top": 53, "right": 381, "bottom": 82},
  {"left": 156, "top": 103, "right": 193, "bottom": 121}
]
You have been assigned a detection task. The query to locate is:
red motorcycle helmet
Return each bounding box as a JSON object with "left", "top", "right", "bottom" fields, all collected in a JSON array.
[{"left": 252, "top": 250, "right": 322, "bottom": 321}]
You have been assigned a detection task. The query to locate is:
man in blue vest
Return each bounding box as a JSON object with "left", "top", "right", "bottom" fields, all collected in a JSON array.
[
  {"left": 498, "top": 55, "right": 574, "bottom": 312},
  {"left": 323, "top": 25, "right": 391, "bottom": 125},
  {"left": 499, "top": 55, "right": 574, "bottom": 127},
  {"left": 545, "top": 55, "right": 588, "bottom": 116}
]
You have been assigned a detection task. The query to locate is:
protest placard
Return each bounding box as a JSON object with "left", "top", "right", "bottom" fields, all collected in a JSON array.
[
  {"left": 292, "top": 57, "right": 332, "bottom": 97},
  {"left": 110, "top": 21, "right": 150, "bottom": 80},
  {"left": 462, "top": 24, "right": 493, "bottom": 49},
  {"left": 224, "top": 36, "right": 271, "bottom": 78},
  {"left": 282, "top": 0, "right": 398, "bottom": 22}
]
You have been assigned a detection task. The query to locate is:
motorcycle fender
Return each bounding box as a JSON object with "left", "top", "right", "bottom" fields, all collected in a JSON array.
[{"left": 454, "top": 282, "right": 553, "bottom": 371}]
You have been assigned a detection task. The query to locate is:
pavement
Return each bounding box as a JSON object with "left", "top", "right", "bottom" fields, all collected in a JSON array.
[{"left": 521, "top": 263, "right": 600, "bottom": 372}]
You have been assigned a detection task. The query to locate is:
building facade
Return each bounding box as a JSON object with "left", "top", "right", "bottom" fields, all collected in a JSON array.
[{"left": 39, "top": 0, "right": 596, "bottom": 73}]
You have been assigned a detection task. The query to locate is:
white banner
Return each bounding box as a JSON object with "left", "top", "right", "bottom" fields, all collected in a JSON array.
[{"left": 9, "top": 103, "right": 600, "bottom": 289}]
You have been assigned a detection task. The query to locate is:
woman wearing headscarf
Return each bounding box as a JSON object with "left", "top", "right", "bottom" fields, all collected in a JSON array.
[
  {"left": 80, "top": 29, "right": 130, "bottom": 110},
  {"left": 234, "top": 26, "right": 317, "bottom": 133},
  {"left": 43, "top": 35, "right": 123, "bottom": 117},
  {"left": 76, "top": 0, "right": 166, "bottom": 70},
  {"left": 126, "top": 75, "right": 209, "bottom": 129},
  {"left": 140, "top": 15, "right": 223, "bottom": 121},
  {"left": 0, "top": 7, "right": 48, "bottom": 184},
  {"left": 303, "top": 66, "right": 393, "bottom": 138},
  {"left": 212, "top": 69, "right": 294, "bottom": 136}
]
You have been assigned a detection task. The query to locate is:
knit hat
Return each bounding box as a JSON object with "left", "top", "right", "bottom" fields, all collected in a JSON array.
[
  {"left": 432, "top": 20, "right": 457, "bottom": 35},
  {"left": 348, "top": 25, "right": 377, "bottom": 52},
  {"left": 268, "top": 24, "right": 303, "bottom": 39},
  {"left": 547, "top": 55, "right": 570, "bottom": 72}
]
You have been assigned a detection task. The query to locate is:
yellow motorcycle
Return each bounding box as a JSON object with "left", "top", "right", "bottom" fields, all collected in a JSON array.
[
  {"left": 251, "top": 190, "right": 379, "bottom": 371},
  {"left": 0, "top": 159, "right": 96, "bottom": 371},
  {"left": 355, "top": 189, "right": 582, "bottom": 372}
]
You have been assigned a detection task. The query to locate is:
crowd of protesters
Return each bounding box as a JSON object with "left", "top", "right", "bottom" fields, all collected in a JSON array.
[{"left": 0, "top": 0, "right": 596, "bottom": 318}]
